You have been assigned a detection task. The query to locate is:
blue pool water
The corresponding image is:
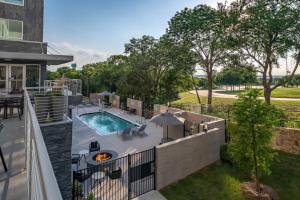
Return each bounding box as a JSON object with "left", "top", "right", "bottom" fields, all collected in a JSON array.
[{"left": 79, "top": 112, "right": 137, "bottom": 135}]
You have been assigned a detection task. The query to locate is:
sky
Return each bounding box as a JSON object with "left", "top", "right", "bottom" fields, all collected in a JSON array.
[{"left": 44, "top": 0, "right": 296, "bottom": 75}]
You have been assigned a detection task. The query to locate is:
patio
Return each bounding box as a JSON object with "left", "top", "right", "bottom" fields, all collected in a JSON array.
[
  {"left": 0, "top": 118, "right": 27, "bottom": 200},
  {"left": 72, "top": 106, "right": 163, "bottom": 157}
]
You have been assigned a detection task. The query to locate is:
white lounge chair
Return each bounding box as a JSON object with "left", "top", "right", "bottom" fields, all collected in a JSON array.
[{"left": 131, "top": 124, "right": 147, "bottom": 136}]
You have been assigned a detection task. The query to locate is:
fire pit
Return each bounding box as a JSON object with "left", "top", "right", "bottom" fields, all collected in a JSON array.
[{"left": 86, "top": 150, "right": 118, "bottom": 169}]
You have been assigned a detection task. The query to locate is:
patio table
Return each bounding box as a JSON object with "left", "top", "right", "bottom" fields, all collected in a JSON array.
[{"left": 79, "top": 149, "right": 89, "bottom": 162}]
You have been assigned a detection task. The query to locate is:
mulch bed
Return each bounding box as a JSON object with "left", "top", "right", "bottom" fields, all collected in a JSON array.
[{"left": 241, "top": 182, "right": 279, "bottom": 200}]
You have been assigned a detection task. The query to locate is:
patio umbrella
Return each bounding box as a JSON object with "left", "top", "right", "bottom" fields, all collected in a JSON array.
[
  {"left": 150, "top": 112, "right": 185, "bottom": 139},
  {"left": 99, "top": 91, "right": 113, "bottom": 96}
]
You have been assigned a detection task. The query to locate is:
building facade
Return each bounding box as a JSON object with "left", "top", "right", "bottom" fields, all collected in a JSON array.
[{"left": 0, "top": 0, "right": 72, "bottom": 92}]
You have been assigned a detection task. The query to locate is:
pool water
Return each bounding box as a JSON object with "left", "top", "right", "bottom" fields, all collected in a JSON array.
[{"left": 79, "top": 112, "right": 137, "bottom": 135}]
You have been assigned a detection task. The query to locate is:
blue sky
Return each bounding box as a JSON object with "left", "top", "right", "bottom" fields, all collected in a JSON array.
[
  {"left": 44, "top": 0, "right": 221, "bottom": 68},
  {"left": 44, "top": 0, "right": 293, "bottom": 75}
]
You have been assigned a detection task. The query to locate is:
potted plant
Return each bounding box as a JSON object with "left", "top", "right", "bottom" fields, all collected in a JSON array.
[{"left": 50, "top": 92, "right": 65, "bottom": 122}]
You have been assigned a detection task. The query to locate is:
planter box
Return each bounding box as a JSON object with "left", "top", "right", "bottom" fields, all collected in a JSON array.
[
  {"left": 51, "top": 96, "right": 65, "bottom": 122},
  {"left": 34, "top": 96, "right": 52, "bottom": 123}
]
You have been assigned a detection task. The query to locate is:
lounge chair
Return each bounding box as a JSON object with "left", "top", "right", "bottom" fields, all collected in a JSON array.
[
  {"left": 89, "top": 141, "right": 100, "bottom": 153},
  {"left": 132, "top": 124, "right": 147, "bottom": 136},
  {"left": 120, "top": 128, "right": 132, "bottom": 139}
]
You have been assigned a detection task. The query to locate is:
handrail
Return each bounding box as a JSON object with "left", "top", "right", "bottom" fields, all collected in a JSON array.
[{"left": 24, "top": 88, "right": 63, "bottom": 200}]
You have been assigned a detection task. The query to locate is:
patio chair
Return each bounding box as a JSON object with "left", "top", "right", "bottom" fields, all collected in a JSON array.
[
  {"left": 89, "top": 141, "right": 100, "bottom": 153},
  {"left": 120, "top": 128, "right": 132, "bottom": 139},
  {"left": 106, "top": 167, "right": 122, "bottom": 189},
  {"left": 72, "top": 154, "right": 81, "bottom": 170},
  {"left": 0, "top": 98, "right": 7, "bottom": 119},
  {"left": 132, "top": 124, "right": 147, "bottom": 136},
  {"left": 6, "top": 97, "right": 22, "bottom": 120}
]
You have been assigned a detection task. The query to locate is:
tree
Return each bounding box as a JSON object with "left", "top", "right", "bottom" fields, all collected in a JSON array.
[
  {"left": 228, "top": 0, "right": 300, "bottom": 103},
  {"left": 168, "top": 4, "right": 230, "bottom": 106},
  {"left": 229, "top": 90, "right": 282, "bottom": 192}
]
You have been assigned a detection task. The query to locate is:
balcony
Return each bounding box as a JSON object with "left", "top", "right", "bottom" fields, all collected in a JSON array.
[{"left": 0, "top": 86, "right": 71, "bottom": 200}]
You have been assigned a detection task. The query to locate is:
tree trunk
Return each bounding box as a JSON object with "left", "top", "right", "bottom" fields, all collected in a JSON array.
[
  {"left": 207, "top": 71, "right": 213, "bottom": 110},
  {"left": 191, "top": 75, "right": 201, "bottom": 104},
  {"left": 262, "top": 71, "right": 271, "bottom": 104}
]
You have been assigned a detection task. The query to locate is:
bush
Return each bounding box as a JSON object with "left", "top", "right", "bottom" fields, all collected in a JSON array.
[{"left": 220, "top": 144, "right": 233, "bottom": 165}]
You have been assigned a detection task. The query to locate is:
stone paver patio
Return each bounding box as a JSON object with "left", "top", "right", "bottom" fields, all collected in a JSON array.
[{"left": 72, "top": 106, "right": 163, "bottom": 157}]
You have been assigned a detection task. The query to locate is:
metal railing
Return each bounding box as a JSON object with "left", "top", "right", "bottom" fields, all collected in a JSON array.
[
  {"left": 26, "top": 86, "right": 69, "bottom": 123},
  {"left": 73, "top": 148, "right": 155, "bottom": 200},
  {"left": 24, "top": 88, "right": 62, "bottom": 200},
  {"left": 44, "top": 79, "right": 82, "bottom": 95}
]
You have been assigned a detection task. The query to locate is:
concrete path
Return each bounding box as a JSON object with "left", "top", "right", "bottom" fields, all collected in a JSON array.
[
  {"left": 132, "top": 191, "right": 167, "bottom": 200},
  {"left": 190, "top": 90, "right": 300, "bottom": 101},
  {"left": 0, "top": 117, "right": 27, "bottom": 200}
]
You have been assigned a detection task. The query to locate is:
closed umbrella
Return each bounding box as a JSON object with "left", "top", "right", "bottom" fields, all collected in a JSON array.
[
  {"left": 150, "top": 112, "right": 185, "bottom": 139},
  {"left": 99, "top": 91, "right": 112, "bottom": 96}
]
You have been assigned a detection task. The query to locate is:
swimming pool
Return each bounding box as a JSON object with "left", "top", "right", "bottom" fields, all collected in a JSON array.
[{"left": 79, "top": 112, "right": 137, "bottom": 135}]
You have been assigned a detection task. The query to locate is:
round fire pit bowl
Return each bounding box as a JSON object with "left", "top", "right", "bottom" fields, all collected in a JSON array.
[{"left": 86, "top": 150, "right": 118, "bottom": 171}]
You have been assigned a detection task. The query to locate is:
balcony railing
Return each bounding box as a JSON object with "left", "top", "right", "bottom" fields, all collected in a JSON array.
[
  {"left": 24, "top": 87, "right": 63, "bottom": 199},
  {"left": 44, "top": 79, "right": 82, "bottom": 95}
]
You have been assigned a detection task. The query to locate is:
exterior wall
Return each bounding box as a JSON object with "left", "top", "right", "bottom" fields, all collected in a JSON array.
[
  {"left": 110, "top": 95, "right": 120, "bottom": 108},
  {"left": 68, "top": 95, "right": 82, "bottom": 106},
  {"left": 153, "top": 104, "right": 182, "bottom": 116},
  {"left": 0, "top": 0, "right": 44, "bottom": 42},
  {"left": 40, "top": 119, "right": 73, "bottom": 200},
  {"left": 155, "top": 128, "right": 225, "bottom": 189},
  {"left": 0, "top": 40, "right": 47, "bottom": 53},
  {"left": 275, "top": 127, "right": 300, "bottom": 155},
  {"left": 127, "top": 98, "right": 143, "bottom": 116},
  {"left": 89, "top": 93, "right": 100, "bottom": 105}
]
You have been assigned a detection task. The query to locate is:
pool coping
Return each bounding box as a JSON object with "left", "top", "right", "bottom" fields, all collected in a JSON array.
[{"left": 76, "top": 110, "right": 140, "bottom": 136}]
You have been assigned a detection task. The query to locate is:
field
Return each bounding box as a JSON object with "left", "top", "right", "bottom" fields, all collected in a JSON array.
[
  {"left": 161, "top": 151, "right": 300, "bottom": 200},
  {"left": 216, "top": 88, "right": 300, "bottom": 98}
]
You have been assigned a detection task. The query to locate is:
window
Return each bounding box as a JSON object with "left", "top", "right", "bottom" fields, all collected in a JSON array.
[
  {"left": 26, "top": 65, "right": 40, "bottom": 87},
  {"left": 0, "top": 0, "right": 24, "bottom": 6},
  {"left": 0, "top": 18, "right": 23, "bottom": 40}
]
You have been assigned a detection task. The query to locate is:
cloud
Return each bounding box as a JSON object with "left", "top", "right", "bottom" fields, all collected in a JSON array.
[{"left": 47, "top": 42, "right": 110, "bottom": 71}]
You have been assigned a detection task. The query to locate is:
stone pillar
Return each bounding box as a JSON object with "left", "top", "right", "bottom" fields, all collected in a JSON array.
[{"left": 40, "top": 119, "right": 73, "bottom": 200}]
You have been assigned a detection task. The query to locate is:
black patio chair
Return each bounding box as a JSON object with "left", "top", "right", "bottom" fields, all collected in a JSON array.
[
  {"left": 89, "top": 141, "right": 100, "bottom": 153},
  {"left": 72, "top": 154, "right": 81, "bottom": 170},
  {"left": 0, "top": 98, "right": 7, "bottom": 119},
  {"left": 6, "top": 97, "right": 22, "bottom": 120},
  {"left": 106, "top": 167, "right": 122, "bottom": 189}
]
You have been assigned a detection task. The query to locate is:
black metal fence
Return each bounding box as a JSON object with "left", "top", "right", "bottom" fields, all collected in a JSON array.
[{"left": 72, "top": 148, "right": 156, "bottom": 200}]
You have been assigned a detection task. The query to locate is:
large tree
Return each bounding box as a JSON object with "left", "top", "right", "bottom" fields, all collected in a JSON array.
[
  {"left": 167, "top": 4, "right": 230, "bottom": 106},
  {"left": 228, "top": 0, "right": 300, "bottom": 103}
]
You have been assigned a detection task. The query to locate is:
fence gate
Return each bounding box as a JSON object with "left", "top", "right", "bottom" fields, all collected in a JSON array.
[
  {"left": 73, "top": 148, "right": 156, "bottom": 200},
  {"left": 129, "top": 148, "right": 156, "bottom": 199}
]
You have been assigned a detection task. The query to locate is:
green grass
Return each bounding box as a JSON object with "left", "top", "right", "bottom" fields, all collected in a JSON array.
[
  {"left": 160, "top": 151, "right": 300, "bottom": 200},
  {"left": 216, "top": 88, "right": 300, "bottom": 98},
  {"left": 172, "top": 92, "right": 300, "bottom": 107}
]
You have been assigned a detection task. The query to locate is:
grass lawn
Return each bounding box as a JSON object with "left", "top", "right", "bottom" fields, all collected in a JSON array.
[
  {"left": 216, "top": 88, "right": 300, "bottom": 98},
  {"left": 160, "top": 151, "right": 300, "bottom": 200},
  {"left": 172, "top": 92, "right": 300, "bottom": 108}
]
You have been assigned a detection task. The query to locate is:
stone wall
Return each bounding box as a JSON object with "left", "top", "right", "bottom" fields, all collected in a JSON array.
[
  {"left": 275, "top": 127, "right": 300, "bottom": 155},
  {"left": 127, "top": 98, "right": 143, "bottom": 116},
  {"left": 40, "top": 119, "right": 73, "bottom": 200},
  {"left": 155, "top": 127, "right": 225, "bottom": 189}
]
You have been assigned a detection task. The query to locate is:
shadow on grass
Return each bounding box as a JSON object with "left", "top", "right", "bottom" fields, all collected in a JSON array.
[{"left": 160, "top": 151, "right": 300, "bottom": 200}]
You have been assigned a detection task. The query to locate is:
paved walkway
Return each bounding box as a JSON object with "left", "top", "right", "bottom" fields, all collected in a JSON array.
[
  {"left": 0, "top": 117, "right": 27, "bottom": 200},
  {"left": 132, "top": 191, "right": 167, "bottom": 200},
  {"left": 190, "top": 90, "right": 300, "bottom": 101}
]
